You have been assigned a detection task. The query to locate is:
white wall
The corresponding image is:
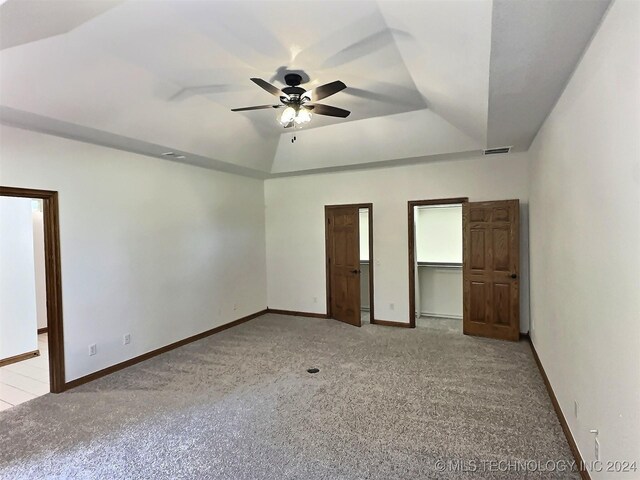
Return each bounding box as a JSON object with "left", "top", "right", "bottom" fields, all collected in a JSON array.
[
  {"left": 360, "top": 264, "right": 370, "bottom": 312},
  {"left": 359, "top": 209, "right": 370, "bottom": 311},
  {"left": 265, "top": 152, "right": 530, "bottom": 329},
  {"left": 0, "top": 196, "right": 38, "bottom": 359},
  {"left": 32, "top": 205, "right": 47, "bottom": 330},
  {"left": 418, "top": 268, "right": 463, "bottom": 319},
  {"left": 0, "top": 125, "right": 267, "bottom": 381},
  {"left": 528, "top": 0, "right": 640, "bottom": 475},
  {"left": 415, "top": 205, "right": 463, "bottom": 263},
  {"left": 359, "top": 209, "right": 369, "bottom": 261}
]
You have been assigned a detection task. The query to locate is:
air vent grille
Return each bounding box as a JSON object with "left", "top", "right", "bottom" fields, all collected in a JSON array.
[
  {"left": 483, "top": 146, "right": 511, "bottom": 155},
  {"left": 161, "top": 151, "right": 186, "bottom": 159}
]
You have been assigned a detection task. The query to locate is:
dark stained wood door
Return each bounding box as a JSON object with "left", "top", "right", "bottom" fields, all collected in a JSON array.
[
  {"left": 326, "top": 206, "right": 361, "bottom": 326},
  {"left": 463, "top": 200, "right": 520, "bottom": 341}
]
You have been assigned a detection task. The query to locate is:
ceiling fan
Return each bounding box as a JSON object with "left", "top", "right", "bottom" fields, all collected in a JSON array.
[{"left": 231, "top": 73, "right": 350, "bottom": 128}]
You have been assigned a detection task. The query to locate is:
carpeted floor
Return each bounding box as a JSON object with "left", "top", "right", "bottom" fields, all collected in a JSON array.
[
  {"left": 416, "top": 316, "right": 463, "bottom": 334},
  {"left": 0, "top": 314, "right": 579, "bottom": 479}
]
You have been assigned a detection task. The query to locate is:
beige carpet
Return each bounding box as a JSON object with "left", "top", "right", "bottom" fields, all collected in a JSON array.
[{"left": 0, "top": 314, "right": 578, "bottom": 479}]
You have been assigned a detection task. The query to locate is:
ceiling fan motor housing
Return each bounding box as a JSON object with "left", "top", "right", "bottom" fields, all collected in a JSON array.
[
  {"left": 284, "top": 73, "right": 303, "bottom": 86},
  {"left": 282, "top": 73, "right": 307, "bottom": 98},
  {"left": 282, "top": 87, "right": 306, "bottom": 96}
]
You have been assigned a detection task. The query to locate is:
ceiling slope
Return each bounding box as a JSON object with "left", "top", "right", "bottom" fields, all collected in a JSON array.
[
  {"left": 0, "top": 0, "right": 124, "bottom": 50},
  {"left": 487, "top": 0, "right": 612, "bottom": 150}
]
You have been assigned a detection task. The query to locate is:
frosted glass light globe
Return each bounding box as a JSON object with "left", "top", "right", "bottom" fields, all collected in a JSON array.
[
  {"left": 295, "top": 108, "right": 312, "bottom": 124},
  {"left": 279, "top": 106, "right": 296, "bottom": 125}
]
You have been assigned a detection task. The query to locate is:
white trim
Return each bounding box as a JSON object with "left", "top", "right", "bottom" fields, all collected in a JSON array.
[{"left": 419, "top": 312, "right": 462, "bottom": 320}]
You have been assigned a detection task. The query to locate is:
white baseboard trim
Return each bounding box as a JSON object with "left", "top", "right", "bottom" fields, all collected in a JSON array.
[{"left": 419, "top": 312, "right": 463, "bottom": 320}]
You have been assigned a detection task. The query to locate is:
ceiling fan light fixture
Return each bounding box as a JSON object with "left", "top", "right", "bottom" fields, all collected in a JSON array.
[
  {"left": 279, "top": 106, "right": 297, "bottom": 125},
  {"left": 233, "top": 74, "right": 349, "bottom": 127},
  {"left": 294, "top": 108, "right": 312, "bottom": 125}
]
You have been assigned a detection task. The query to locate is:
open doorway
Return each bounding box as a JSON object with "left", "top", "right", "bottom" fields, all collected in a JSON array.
[
  {"left": 0, "top": 187, "right": 65, "bottom": 406},
  {"left": 325, "top": 203, "right": 374, "bottom": 327},
  {"left": 408, "top": 198, "right": 468, "bottom": 330},
  {"left": 358, "top": 208, "right": 372, "bottom": 324},
  {"left": 409, "top": 198, "right": 521, "bottom": 341},
  {"left": 0, "top": 197, "right": 49, "bottom": 409}
]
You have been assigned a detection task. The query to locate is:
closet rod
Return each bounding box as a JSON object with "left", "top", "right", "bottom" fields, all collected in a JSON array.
[{"left": 417, "top": 262, "right": 462, "bottom": 268}]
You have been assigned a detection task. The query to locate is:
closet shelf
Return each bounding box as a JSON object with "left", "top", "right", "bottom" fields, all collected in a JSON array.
[{"left": 417, "top": 262, "right": 462, "bottom": 268}]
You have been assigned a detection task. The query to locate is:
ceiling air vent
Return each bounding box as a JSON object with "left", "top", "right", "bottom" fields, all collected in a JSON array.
[
  {"left": 161, "top": 151, "right": 186, "bottom": 160},
  {"left": 483, "top": 146, "right": 511, "bottom": 155}
]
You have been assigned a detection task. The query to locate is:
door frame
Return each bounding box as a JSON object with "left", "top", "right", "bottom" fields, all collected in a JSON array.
[
  {"left": 407, "top": 197, "right": 468, "bottom": 327},
  {"left": 325, "top": 203, "right": 374, "bottom": 323},
  {"left": 0, "top": 186, "right": 66, "bottom": 393}
]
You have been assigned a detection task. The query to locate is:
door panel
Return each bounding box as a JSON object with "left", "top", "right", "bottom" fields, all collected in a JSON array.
[
  {"left": 470, "top": 230, "right": 486, "bottom": 269},
  {"left": 463, "top": 200, "right": 520, "bottom": 341},
  {"left": 469, "top": 281, "right": 488, "bottom": 323},
  {"left": 492, "top": 228, "right": 510, "bottom": 271},
  {"left": 493, "top": 283, "right": 510, "bottom": 325},
  {"left": 326, "top": 206, "right": 361, "bottom": 326}
]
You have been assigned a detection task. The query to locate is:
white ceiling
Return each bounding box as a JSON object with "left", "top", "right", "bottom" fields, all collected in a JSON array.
[{"left": 0, "top": 0, "right": 611, "bottom": 177}]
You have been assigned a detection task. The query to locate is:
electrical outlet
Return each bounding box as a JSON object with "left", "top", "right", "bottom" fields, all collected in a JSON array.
[
  {"left": 390, "top": 303, "right": 395, "bottom": 311},
  {"left": 233, "top": 304, "right": 238, "bottom": 311},
  {"left": 89, "top": 344, "right": 97, "bottom": 356},
  {"left": 574, "top": 401, "right": 578, "bottom": 419},
  {"left": 313, "top": 297, "right": 318, "bottom": 303},
  {"left": 595, "top": 437, "right": 600, "bottom": 461},
  {"left": 123, "top": 334, "right": 131, "bottom": 345}
]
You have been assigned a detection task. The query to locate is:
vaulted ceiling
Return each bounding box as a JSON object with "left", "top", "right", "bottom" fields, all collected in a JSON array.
[{"left": 0, "top": 0, "right": 611, "bottom": 178}]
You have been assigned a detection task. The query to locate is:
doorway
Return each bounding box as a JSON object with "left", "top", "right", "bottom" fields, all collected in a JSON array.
[
  {"left": 408, "top": 198, "right": 467, "bottom": 331},
  {"left": 325, "top": 204, "right": 374, "bottom": 327},
  {"left": 0, "top": 186, "right": 65, "bottom": 400},
  {"left": 408, "top": 198, "right": 521, "bottom": 341}
]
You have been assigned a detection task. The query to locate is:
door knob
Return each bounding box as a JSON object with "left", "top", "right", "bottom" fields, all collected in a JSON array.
[
  {"left": 510, "top": 273, "right": 517, "bottom": 279},
  {"left": 351, "top": 269, "right": 360, "bottom": 274}
]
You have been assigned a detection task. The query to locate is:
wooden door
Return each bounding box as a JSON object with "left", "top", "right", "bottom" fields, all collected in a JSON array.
[
  {"left": 463, "top": 200, "right": 520, "bottom": 341},
  {"left": 326, "top": 206, "right": 361, "bottom": 326}
]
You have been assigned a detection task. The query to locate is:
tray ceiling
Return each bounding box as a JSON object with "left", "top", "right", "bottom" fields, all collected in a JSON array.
[{"left": 0, "top": 0, "right": 611, "bottom": 176}]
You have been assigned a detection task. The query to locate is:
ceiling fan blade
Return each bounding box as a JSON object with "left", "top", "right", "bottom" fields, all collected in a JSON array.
[
  {"left": 250, "top": 78, "right": 285, "bottom": 97},
  {"left": 306, "top": 81, "right": 347, "bottom": 101},
  {"left": 231, "top": 104, "right": 281, "bottom": 112},
  {"left": 307, "top": 103, "right": 351, "bottom": 118}
]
